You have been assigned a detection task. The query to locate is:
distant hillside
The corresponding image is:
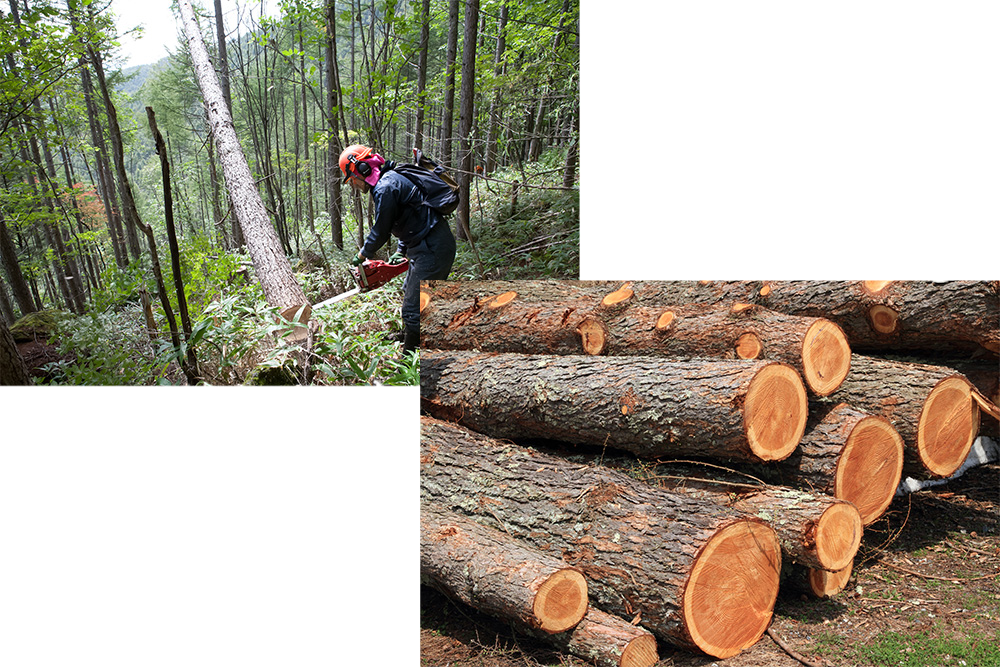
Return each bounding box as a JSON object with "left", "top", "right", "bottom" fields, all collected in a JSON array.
[{"left": 119, "top": 56, "right": 170, "bottom": 102}]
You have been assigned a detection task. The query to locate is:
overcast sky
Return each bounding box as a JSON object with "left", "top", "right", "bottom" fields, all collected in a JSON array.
[{"left": 110, "top": 0, "right": 281, "bottom": 68}]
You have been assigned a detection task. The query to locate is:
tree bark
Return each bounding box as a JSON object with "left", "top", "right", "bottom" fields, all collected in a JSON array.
[
  {"left": 616, "top": 281, "right": 999, "bottom": 358},
  {"left": 420, "top": 416, "right": 781, "bottom": 659},
  {"left": 442, "top": 0, "right": 459, "bottom": 165},
  {"left": 324, "top": 0, "right": 344, "bottom": 250},
  {"left": 0, "top": 211, "right": 35, "bottom": 316},
  {"left": 421, "top": 349, "right": 808, "bottom": 463},
  {"left": 147, "top": 107, "right": 200, "bottom": 384},
  {"left": 677, "top": 484, "right": 861, "bottom": 572},
  {"left": 832, "top": 355, "right": 981, "bottom": 478},
  {"left": 0, "top": 319, "right": 30, "bottom": 385},
  {"left": 421, "top": 503, "right": 589, "bottom": 634},
  {"left": 420, "top": 289, "right": 851, "bottom": 397},
  {"left": 179, "top": 0, "right": 307, "bottom": 316},
  {"left": 455, "top": 0, "right": 479, "bottom": 242},
  {"left": 413, "top": 0, "right": 431, "bottom": 150},
  {"left": 484, "top": 3, "right": 507, "bottom": 175}
]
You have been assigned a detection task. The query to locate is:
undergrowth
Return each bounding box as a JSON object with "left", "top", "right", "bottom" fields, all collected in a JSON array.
[
  {"left": 451, "top": 148, "right": 579, "bottom": 280},
  {"left": 31, "top": 147, "right": 576, "bottom": 384}
]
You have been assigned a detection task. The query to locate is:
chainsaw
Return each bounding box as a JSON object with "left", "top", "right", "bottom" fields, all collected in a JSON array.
[{"left": 312, "top": 258, "right": 410, "bottom": 309}]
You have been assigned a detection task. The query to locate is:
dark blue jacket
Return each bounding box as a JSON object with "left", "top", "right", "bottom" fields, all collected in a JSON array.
[{"left": 360, "top": 163, "right": 441, "bottom": 258}]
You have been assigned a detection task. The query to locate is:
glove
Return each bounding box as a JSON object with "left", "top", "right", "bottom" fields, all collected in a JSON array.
[
  {"left": 351, "top": 253, "right": 365, "bottom": 267},
  {"left": 388, "top": 251, "right": 406, "bottom": 265}
]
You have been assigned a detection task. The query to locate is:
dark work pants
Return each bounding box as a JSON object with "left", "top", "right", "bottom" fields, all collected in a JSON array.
[{"left": 402, "top": 222, "right": 456, "bottom": 331}]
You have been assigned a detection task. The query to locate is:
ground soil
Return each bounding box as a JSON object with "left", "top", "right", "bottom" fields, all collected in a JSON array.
[
  {"left": 16, "top": 338, "right": 72, "bottom": 382},
  {"left": 420, "top": 457, "right": 999, "bottom": 667}
]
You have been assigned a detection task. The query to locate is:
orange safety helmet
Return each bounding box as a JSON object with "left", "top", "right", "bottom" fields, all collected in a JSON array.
[{"left": 339, "top": 144, "right": 374, "bottom": 183}]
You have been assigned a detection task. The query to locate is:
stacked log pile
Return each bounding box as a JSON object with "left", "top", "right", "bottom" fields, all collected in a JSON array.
[{"left": 418, "top": 279, "right": 999, "bottom": 665}]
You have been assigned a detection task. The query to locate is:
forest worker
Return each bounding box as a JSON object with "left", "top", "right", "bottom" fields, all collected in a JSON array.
[{"left": 339, "top": 144, "right": 456, "bottom": 355}]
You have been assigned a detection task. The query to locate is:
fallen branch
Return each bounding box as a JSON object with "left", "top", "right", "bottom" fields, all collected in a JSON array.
[{"left": 766, "top": 627, "right": 830, "bottom": 667}]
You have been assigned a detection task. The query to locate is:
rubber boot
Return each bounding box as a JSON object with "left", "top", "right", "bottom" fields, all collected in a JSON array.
[{"left": 402, "top": 327, "right": 420, "bottom": 355}]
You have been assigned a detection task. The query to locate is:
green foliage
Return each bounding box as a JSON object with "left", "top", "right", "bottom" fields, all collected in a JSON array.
[
  {"left": 453, "top": 148, "right": 579, "bottom": 280},
  {"left": 309, "top": 281, "right": 417, "bottom": 386},
  {"left": 42, "top": 306, "right": 165, "bottom": 385}
]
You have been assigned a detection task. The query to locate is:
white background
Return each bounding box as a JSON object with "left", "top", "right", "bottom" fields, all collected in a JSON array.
[{"left": 3, "top": 1, "right": 999, "bottom": 665}]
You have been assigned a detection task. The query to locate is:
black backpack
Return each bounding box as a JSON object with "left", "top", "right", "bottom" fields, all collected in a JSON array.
[{"left": 393, "top": 149, "right": 460, "bottom": 217}]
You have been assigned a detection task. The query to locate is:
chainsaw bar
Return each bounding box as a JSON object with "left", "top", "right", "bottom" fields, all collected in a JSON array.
[{"left": 312, "top": 259, "right": 409, "bottom": 309}]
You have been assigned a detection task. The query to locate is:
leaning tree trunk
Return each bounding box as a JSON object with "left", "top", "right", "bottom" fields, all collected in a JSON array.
[
  {"left": 832, "top": 355, "right": 981, "bottom": 479},
  {"left": 421, "top": 503, "right": 589, "bottom": 634},
  {"left": 179, "top": 0, "right": 308, "bottom": 319},
  {"left": 420, "top": 417, "right": 782, "bottom": 659},
  {"left": 420, "top": 286, "right": 851, "bottom": 397},
  {"left": 421, "top": 349, "right": 808, "bottom": 463}
]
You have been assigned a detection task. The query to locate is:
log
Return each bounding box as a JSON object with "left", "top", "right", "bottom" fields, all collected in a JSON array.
[
  {"left": 645, "top": 479, "right": 861, "bottom": 571},
  {"left": 766, "top": 403, "right": 904, "bottom": 525},
  {"left": 726, "top": 487, "right": 860, "bottom": 572},
  {"left": 626, "top": 280, "right": 1000, "bottom": 357},
  {"left": 832, "top": 355, "right": 981, "bottom": 478},
  {"left": 420, "top": 416, "right": 782, "bottom": 658},
  {"left": 420, "top": 350, "right": 808, "bottom": 463},
  {"left": 430, "top": 280, "right": 998, "bottom": 356},
  {"left": 420, "top": 503, "right": 589, "bottom": 633},
  {"left": 420, "top": 290, "right": 851, "bottom": 396},
  {"left": 545, "top": 608, "right": 659, "bottom": 667}
]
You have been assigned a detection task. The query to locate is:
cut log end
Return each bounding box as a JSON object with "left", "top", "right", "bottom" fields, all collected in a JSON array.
[
  {"left": 655, "top": 310, "right": 676, "bottom": 331},
  {"left": 814, "top": 502, "right": 863, "bottom": 572},
  {"left": 735, "top": 332, "right": 763, "bottom": 360},
  {"left": 801, "top": 319, "right": 851, "bottom": 396},
  {"left": 488, "top": 291, "right": 518, "bottom": 309},
  {"left": 601, "top": 284, "right": 634, "bottom": 307},
  {"left": 862, "top": 280, "right": 894, "bottom": 294},
  {"left": 917, "top": 376, "right": 980, "bottom": 477},
  {"left": 743, "top": 363, "right": 809, "bottom": 461},
  {"left": 620, "top": 633, "right": 659, "bottom": 667},
  {"left": 834, "top": 416, "right": 904, "bottom": 525},
  {"left": 576, "top": 317, "right": 608, "bottom": 355},
  {"left": 808, "top": 561, "right": 853, "bottom": 598},
  {"left": 419, "top": 291, "right": 431, "bottom": 312},
  {"left": 534, "top": 568, "right": 589, "bottom": 634},
  {"left": 683, "top": 520, "right": 780, "bottom": 659},
  {"left": 867, "top": 304, "right": 900, "bottom": 334}
]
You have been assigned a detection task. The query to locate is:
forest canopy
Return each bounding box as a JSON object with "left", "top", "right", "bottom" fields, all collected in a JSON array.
[{"left": 0, "top": 0, "right": 580, "bottom": 386}]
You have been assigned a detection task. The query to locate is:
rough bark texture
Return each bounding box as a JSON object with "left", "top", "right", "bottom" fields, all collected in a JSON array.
[
  {"left": 648, "top": 480, "right": 861, "bottom": 571},
  {"left": 421, "top": 293, "right": 849, "bottom": 396},
  {"left": 426, "top": 281, "right": 999, "bottom": 357},
  {"left": 420, "top": 349, "right": 807, "bottom": 462},
  {"left": 831, "top": 355, "right": 981, "bottom": 478},
  {"left": 421, "top": 503, "right": 588, "bottom": 634},
  {"left": 420, "top": 417, "right": 782, "bottom": 658},
  {"left": 626, "top": 281, "right": 1000, "bottom": 358},
  {"left": 543, "top": 608, "right": 659, "bottom": 667},
  {"left": 751, "top": 403, "right": 904, "bottom": 525},
  {"left": 178, "top": 0, "right": 307, "bottom": 314},
  {"left": 0, "top": 320, "right": 30, "bottom": 385}
]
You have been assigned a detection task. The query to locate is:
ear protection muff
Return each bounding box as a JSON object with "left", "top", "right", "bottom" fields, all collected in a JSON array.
[{"left": 348, "top": 153, "right": 372, "bottom": 178}]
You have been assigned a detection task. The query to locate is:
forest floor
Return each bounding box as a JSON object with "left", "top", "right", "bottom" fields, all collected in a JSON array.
[{"left": 419, "top": 457, "right": 1000, "bottom": 667}]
